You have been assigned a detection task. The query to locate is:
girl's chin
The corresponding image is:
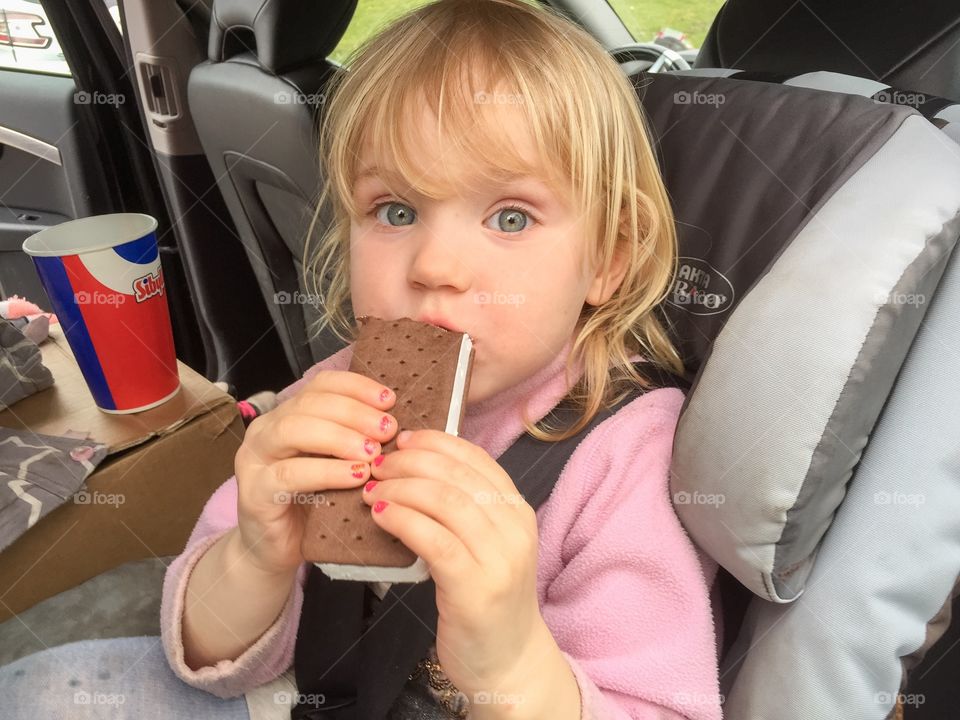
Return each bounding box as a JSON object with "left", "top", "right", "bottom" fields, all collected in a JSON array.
[{"left": 464, "top": 372, "right": 489, "bottom": 406}]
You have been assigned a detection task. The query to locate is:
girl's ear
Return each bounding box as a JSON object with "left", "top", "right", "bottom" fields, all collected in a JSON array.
[{"left": 585, "top": 243, "right": 629, "bottom": 307}]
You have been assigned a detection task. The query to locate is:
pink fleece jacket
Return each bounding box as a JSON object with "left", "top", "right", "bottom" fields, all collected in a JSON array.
[{"left": 160, "top": 339, "right": 722, "bottom": 720}]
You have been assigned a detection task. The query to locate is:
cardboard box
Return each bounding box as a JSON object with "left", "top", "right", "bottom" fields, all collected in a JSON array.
[{"left": 0, "top": 326, "right": 244, "bottom": 621}]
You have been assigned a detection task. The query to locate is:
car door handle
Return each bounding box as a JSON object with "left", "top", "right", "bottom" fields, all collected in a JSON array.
[{"left": 0, "top": 125, "right": 61, "bottom": 166}]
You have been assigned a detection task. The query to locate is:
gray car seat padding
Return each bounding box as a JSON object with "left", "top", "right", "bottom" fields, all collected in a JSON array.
[
  {"left": 672, "top": 110, "right": 960, "bottom": 602},
  {"left": 635, "top": 73, "right": 960, "bottom": 602},
  {"left": 636, "top": 73, "right": 918, "bottom": 374},
  {"left": 719, "top": 232, "right": 960, "bottom": 720}
]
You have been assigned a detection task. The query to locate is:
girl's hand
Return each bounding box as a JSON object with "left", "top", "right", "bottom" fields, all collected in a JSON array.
[
  {"left": 363, "top": 429, "right": 548, "bottom": 698},
  {"left": 233, "top": 371, "right": 398, "bottom": 576}
]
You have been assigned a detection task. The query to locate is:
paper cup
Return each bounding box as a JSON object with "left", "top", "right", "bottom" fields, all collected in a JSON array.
[{"left": 22, "top": 213, "right": 180, "bottom": 414}]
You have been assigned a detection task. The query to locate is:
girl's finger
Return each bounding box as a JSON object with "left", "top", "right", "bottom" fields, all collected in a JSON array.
[
  {"left": 388, "top": 431, "right": 527, "bottom": 508},
  {"left": 302, "top": 370, "right": 396, "bottom": 411},
  {"left": 252, "top": 413, "right": 383, "bottom": 462},
  {"left": 362, "top": 476, "right": 501, "bottom": 564},
  {"left": 268, "top": 456, "right": 371, "bottom": 502},
  {"left": 285, "top": 391, "right": 397, "bottom": 446},
  {"left": 366, "top": 499, "right": 473, "bottom": 586},
  {"left": 370, "top": 448, "right": 508, "bottom": 518}
]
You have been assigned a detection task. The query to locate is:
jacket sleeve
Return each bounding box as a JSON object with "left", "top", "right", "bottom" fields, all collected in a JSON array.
[
  {"left": 159, "top": 477, "right": 309, "bottom": 698},
  {"left": 160, "top": 348, "right": 352, "bottom": 698},
  {"left": 534, "top": 388, "right": 723, "bottom": 720}
]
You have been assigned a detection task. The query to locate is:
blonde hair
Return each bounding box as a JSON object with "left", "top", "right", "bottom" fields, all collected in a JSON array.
[{"left": 304, "top": 0, "right": 684, "bottom": 441}]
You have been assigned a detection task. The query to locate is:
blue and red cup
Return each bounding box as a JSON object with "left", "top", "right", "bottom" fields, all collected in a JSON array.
[{"left": 22, "top": 213, "right": 180, "bottom": 414}]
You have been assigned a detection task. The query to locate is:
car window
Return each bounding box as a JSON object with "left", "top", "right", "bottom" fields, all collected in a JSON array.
[
  {"left": 0, "top": 0, "right": 68, "bottom": 75},
  {"left": 0, "top": 0, "right": 120, "bottom": 76},
  {"left": 104, "top": 0, "right": 121, "bottom": 36},
  {"left": 606, "top": 0, "right": 725, "bottom": 52},
  {"left": 329, "top": 0, "right": 539, "bottom": 66}
]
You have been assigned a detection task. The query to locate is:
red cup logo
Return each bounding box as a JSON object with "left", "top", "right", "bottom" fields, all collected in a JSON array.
[{"left": 133, "top": 268, "right": 164, "bottom": 303}]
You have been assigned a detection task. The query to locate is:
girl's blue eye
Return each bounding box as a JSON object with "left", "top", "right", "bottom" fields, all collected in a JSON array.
[
  {"left": 488, "top": 207, "right": 530, "bottom": 233},
  {"left": 376, "top": 202, "right": 416, "bottom": 226}
]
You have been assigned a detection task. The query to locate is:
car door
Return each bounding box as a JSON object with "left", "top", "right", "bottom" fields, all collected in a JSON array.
[
  {"left": 0, "top": 0, "right": 106, "bottom": 305},
  {"left": 0, "top": 0, "right": 205, "bottom": 370}
]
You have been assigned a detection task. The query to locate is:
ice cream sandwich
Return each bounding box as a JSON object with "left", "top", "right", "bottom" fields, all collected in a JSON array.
[{"left": 300, "top": 316, "right": 474, "bottom": 583}]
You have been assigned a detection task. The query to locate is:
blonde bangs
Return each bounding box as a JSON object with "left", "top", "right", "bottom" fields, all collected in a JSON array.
[{"left": 327, "top": 15, "right": 581, "bottom": 214}]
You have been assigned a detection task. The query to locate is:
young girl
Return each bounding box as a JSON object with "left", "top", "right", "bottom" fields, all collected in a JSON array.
[{"left": 0, "top": 1, "right": 721, "bottom": 718}]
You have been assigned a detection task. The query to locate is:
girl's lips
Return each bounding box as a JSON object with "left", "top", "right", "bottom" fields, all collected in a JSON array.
[{"left": 416, "top": 315, "right": 463, "bottom": 333}]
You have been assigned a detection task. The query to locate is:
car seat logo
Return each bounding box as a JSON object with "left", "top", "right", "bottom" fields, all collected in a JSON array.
[
  {"left": 132, "top": 269, "right": 164, "bottom": 303},
  {"left": 668, "top": 257, "right": 734, "bottom": 316}
]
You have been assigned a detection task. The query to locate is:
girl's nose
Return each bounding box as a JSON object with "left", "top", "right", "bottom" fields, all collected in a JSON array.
[{"left": 406, "top": 227, "right": 472, "bottom": 292}]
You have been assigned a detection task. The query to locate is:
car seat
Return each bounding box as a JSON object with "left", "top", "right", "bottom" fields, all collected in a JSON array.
[
  {"left": 695, "top": 0, "right": 960, "bottom": 103},
  {"left": 188, "top": 0, "right": 355, "bottom": 379},
  {"left": 634, "top": 69, "right": 960, "bottom": 719}
]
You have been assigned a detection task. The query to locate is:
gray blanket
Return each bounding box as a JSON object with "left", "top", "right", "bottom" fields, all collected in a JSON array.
[
  {"left": 0, "top": 318, "right": 109, "bottom": 553},
  {"left": 0, "top": 317, "right": 53, "bottom": 410}
]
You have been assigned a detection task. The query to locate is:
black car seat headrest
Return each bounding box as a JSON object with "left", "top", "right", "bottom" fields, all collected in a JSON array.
[
  {"left": 208, "top": 0, "right": 357, "bottom": 73},
  {"left": 697, "top": 0, "right": 960, "bottom": 101}
]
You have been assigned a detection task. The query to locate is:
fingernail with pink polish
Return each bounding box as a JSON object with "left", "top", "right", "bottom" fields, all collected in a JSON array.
[
  {"left": 379, "top": 388, "right": 392, "bottom": 403},
  {"left": 363, "top": 438, "right": 377, "bottom": 455},
  {"left": 379, "top": 415, "right": 392, "bottom": 433},
  {"left": 373, "top": 454, "right": 385, "bottom": 467},
  {"left": 351, "top": 463, "right": 366, "bottom": 479},
  {"left": 373, "top": 500, "right": 389, "bottom": 513}
]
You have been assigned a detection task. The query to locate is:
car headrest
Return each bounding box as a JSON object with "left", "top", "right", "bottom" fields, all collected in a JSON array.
[
  {"left": 697, "top": 0, "right": 960, "bottom": 101},
  {"left": 633, "top": 72, "right": 960, "bottom": 601},
  {"left": 208, "top": 0, "right": 357, "bottom": 73}
]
